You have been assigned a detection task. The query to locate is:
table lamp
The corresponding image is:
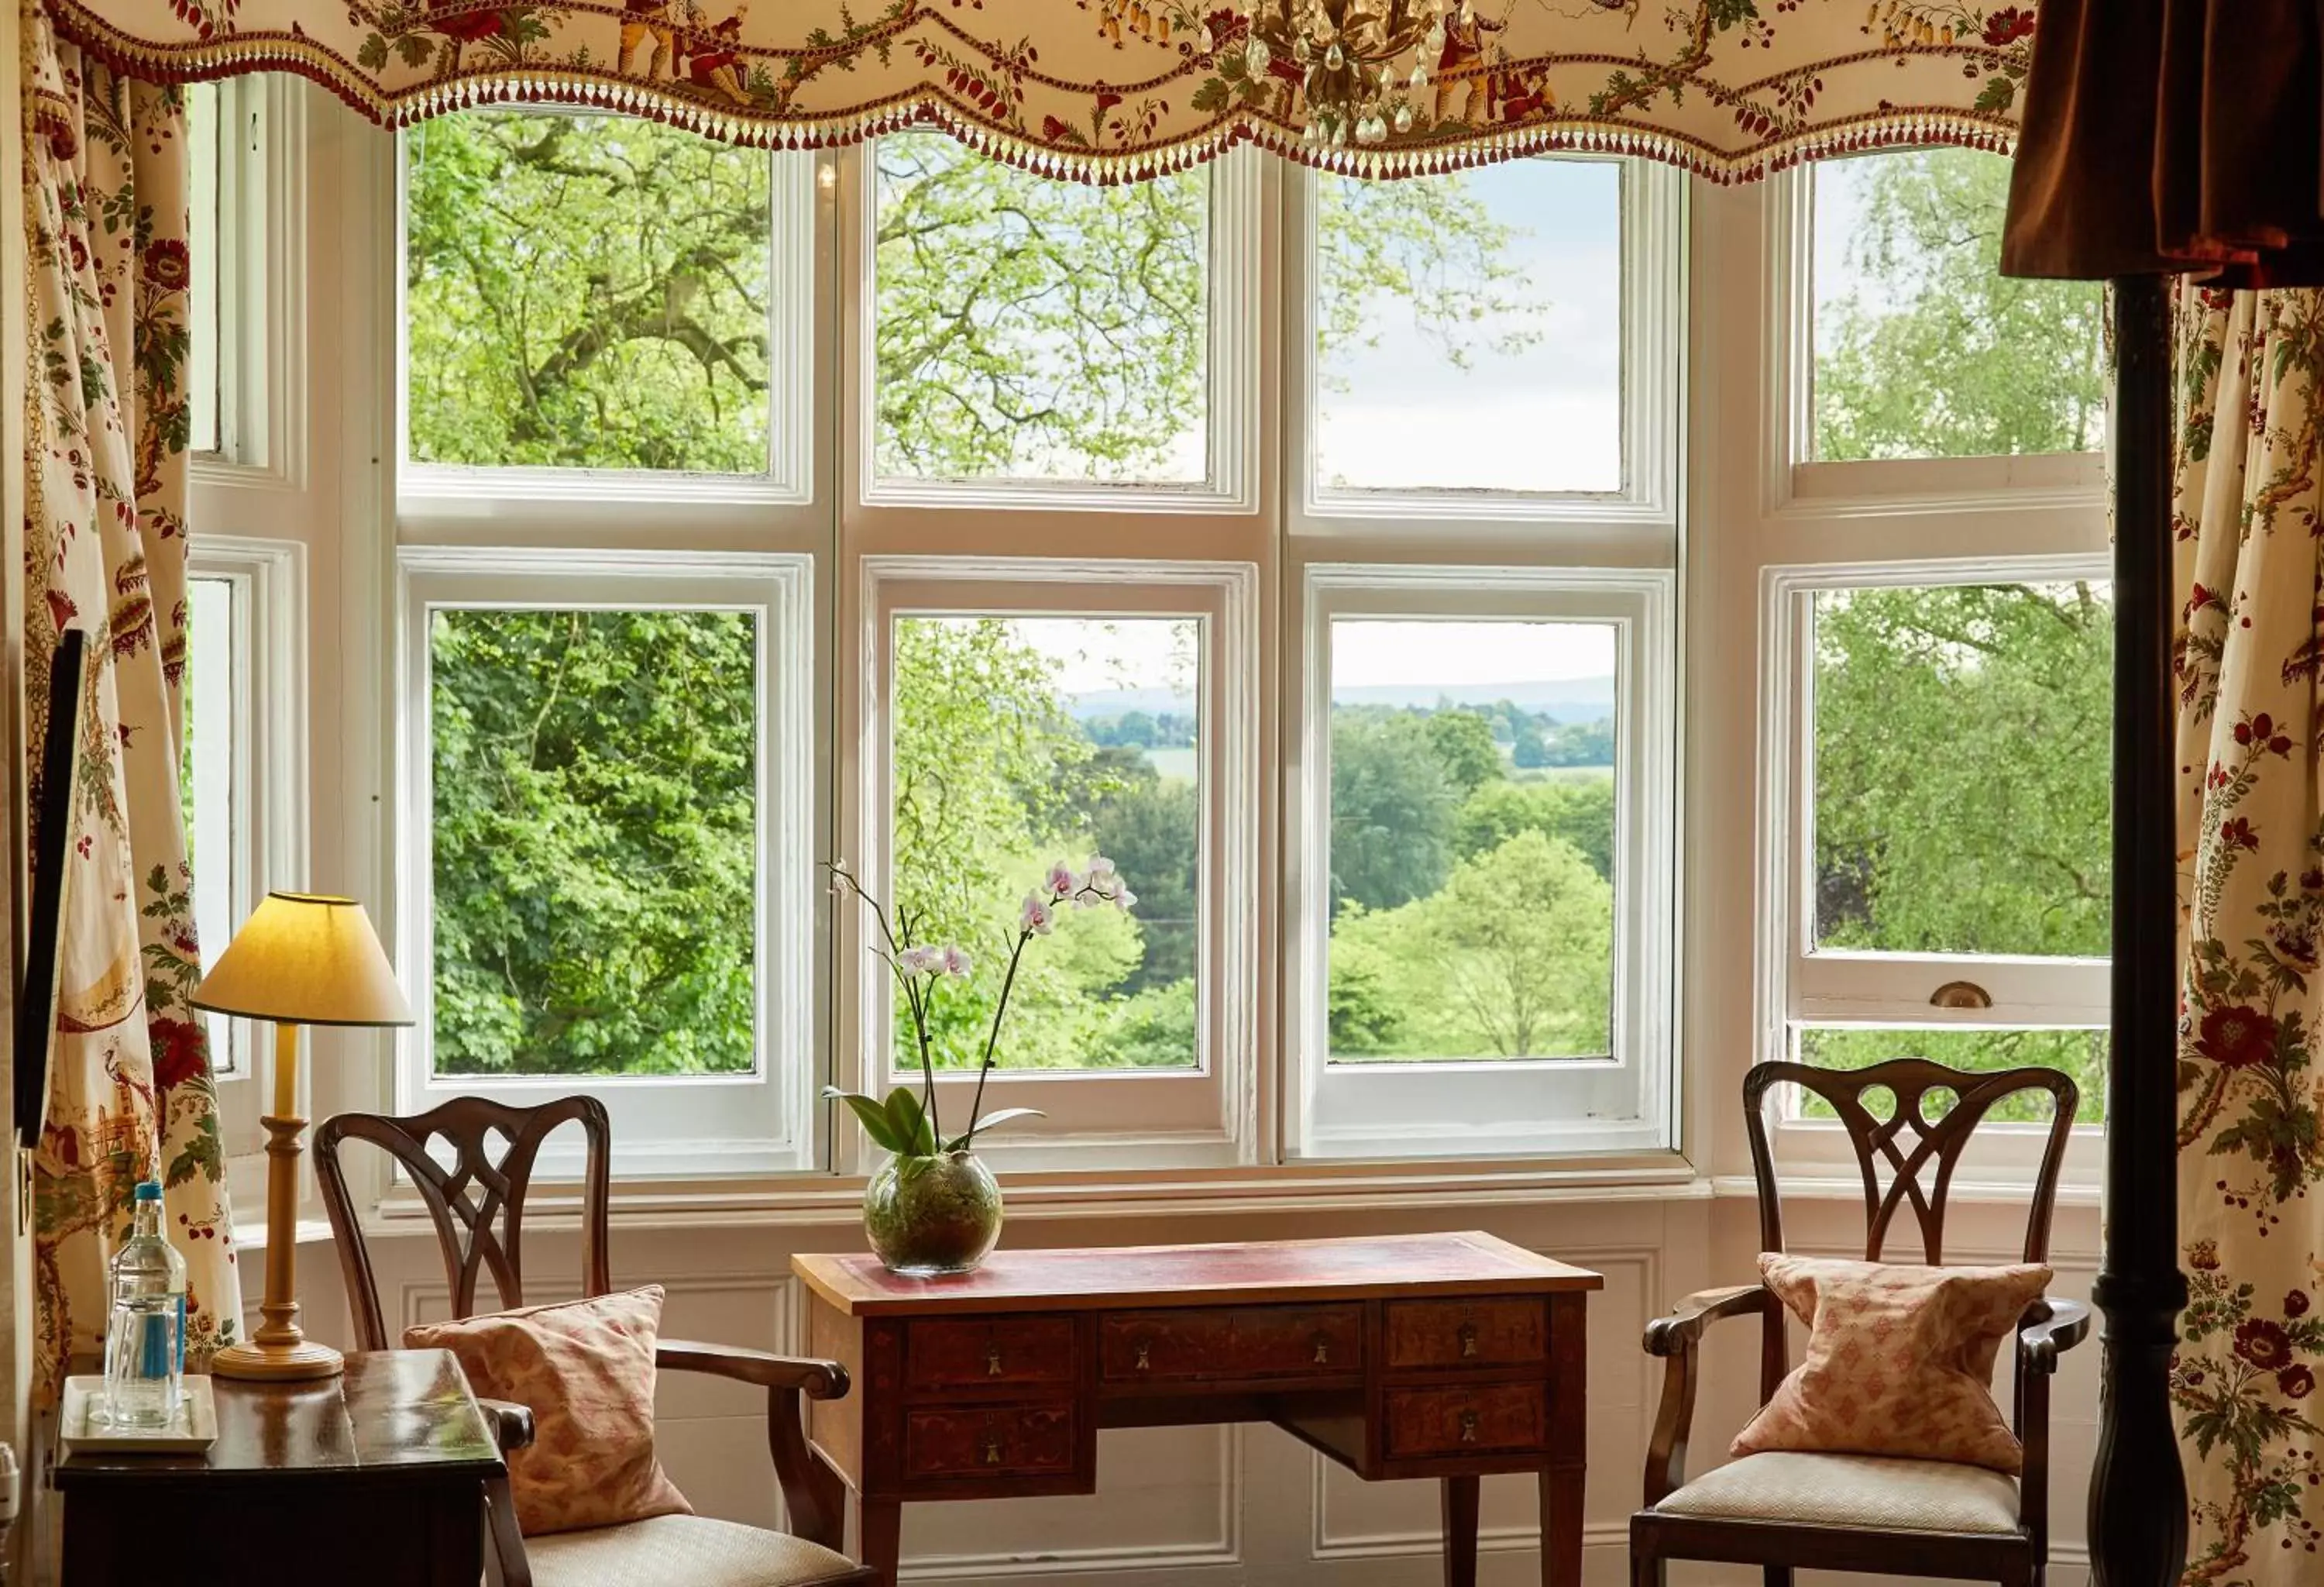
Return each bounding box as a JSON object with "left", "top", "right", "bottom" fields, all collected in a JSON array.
[{"left": 191, "top": 891, "right": 412, "bottom": 1380}]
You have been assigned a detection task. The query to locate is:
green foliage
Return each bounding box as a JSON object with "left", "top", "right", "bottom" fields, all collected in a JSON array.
[
  {"left": 1315, "top": 173, "right": 1544, "bottom": 388},
  {"left": 1082, "top": 756, "right": 1199, "bottom": 993},
  {"left": 404, "top": 111, "right": 772, "bottom": 471},
  {"left": 1332, "top": 831, "right": 1613, "bottom": 1059},
  {"left": 1794, "top": 1028, "right": 2105, "bottom": 1127},
  {"left": 429, "top": 609, "right": 758, "bottom": 1076},
  {"left": 1814, "top": 148, "right": 2106, "bottom": 460},
  {"left": 871, "top": 134, "right": 1208, "bottom": 481},
  {"left": 1426, "top": 709, "right": 1504, "bottom": 795},
  {"left": 1329, "top": 711, "right": 1456, "bottom": 913},
  {"left": 1812, "top": 583, "right": 2110, "bottom": 959},
  {"left": 1453, "top": 777, "right": 1614, "bottom": 882}
]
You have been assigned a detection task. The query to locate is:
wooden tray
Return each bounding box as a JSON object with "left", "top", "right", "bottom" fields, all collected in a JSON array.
[{"left": 60, "top": 1374, "right": 217, "bottom": 1454}]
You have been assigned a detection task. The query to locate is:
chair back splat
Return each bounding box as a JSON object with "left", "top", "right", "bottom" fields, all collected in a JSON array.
[
  {"left": 1742, "top": 1058, "right": 2078, "bottom": 1267},
  {"left": 315, "top": 1095, "right": 613, "bottom": 1352}
]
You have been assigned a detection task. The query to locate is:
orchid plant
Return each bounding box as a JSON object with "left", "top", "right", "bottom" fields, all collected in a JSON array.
[{"left": 823, "top": 856, "right": 1138, "bottom": 1159}]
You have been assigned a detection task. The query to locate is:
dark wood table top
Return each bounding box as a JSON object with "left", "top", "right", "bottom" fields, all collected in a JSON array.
[
  {"left": 794, "top": 1231, "right": 1604, "bottom": 1316},
  {"left": 55, "top": 1348, "right": 503, "bottom": 1485}
]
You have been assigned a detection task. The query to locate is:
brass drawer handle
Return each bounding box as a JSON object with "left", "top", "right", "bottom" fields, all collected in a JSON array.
[
  {"left": 1458, "top": 1321, "right": 1479, "bottom": 1358},
  {"left": 1312, "top": 1333, "right": 1332, "bottom": 1365},
  {"left": 1459, "top": 1410, "right": 1480, "bottom": 1444},
  {"left": 1134, "top": 1341, "right": 1152, "bottom": 1372},
  {"left": 985, "top": 1344, "right": 1004, "bottom": 1377},
  {"left": 981, "top": 1435, "right": 1002, "bottom": 1465}
]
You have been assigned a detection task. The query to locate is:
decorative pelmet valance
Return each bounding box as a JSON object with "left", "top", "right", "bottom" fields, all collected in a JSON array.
[{"left": 49, "top": 0, "right": 2037, "bottom": 181}]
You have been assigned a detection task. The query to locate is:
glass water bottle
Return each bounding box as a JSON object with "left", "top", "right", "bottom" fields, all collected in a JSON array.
[{"left": 101, "top": 1181, "right": 187, "bottom": 1429}]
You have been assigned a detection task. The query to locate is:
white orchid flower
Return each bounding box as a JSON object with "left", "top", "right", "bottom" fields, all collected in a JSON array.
[
  {"left": 1045, "top": 859, "right": 1077, "bottom": 897},
  {"left": 941, "top": 944, "right": 973, "bottom": 977},
  {"left": 1085, "top": 854, "right": 1116, "bottom": 880},
  {"left": 1019, "top": 892, "right": 1056, "bottom": 935},
  {"left": 1114, "top": 887, "right": 1138, "bottom": 911},
  {"left": 898, "top": 945, "right": 944, "bottom": 975}
]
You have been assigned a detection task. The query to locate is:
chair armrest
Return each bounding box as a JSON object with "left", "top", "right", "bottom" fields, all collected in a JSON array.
[
  {"left": 657, "top": 1340, "right": 851, "bottom": 1551},
  {"left": 1640, "top": 1284, "right": 1775, "bottom": 1508},
  {"left": 1643, "top": 1283, "right": 1769, "bottom": 1357},
  {"left": 2019, "top": 1297, "right": 2091, "bottom": 1373},
  {"left": 657, "top": 1339, "right": 851, "bottom": 1399},
  {"left": 476, "top": 1396, "right": 535, "bottom": 1454}
]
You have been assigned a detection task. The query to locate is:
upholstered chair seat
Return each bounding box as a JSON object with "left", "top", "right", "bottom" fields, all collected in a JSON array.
[
  {"left": 1651, "top": 1451, "right": 2020, "bottom": 1537},
  {"left": 527, "top": 1516, "right": 868, "bottom": 1587}
]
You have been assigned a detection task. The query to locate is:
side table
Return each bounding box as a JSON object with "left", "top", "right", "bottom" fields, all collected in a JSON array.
[{"left": 54, "top": 1348, "right": 503, "bottom": 1586}]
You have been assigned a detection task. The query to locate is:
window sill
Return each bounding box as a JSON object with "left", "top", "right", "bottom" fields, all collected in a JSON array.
[{"left": 352, "top": 1155, "right": 1710, "bottom": 1234}]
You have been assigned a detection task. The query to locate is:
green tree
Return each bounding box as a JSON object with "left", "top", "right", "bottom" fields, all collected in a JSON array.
[
  {"left": 1426, "top": 708, "right": 1504, "bottom": 794},
  {"left": 1083, "top": 756, "right": 1199, "bottom": 993},
  {"left": 1815, "top": 148, "right": 2106, "bottom": 460},
  {"left": 404, "top": 112, "right": 772, "bottom": 472},
  {"left": 1453, "top": 778, "right": 1614, "bottom": 882},
  {"left": 1329, "top": 711, "right": 1456, "bottom": 913},
  {"left": 429, "top": 610, "right": 757, "bottom": 1076},
  {"left": 1332, "top": 831, "right": 1612, "bottom": 1059},
  {"left": 1812, "top": 582, "right": 2111, "bottom": 958},
  {"left": 1511, "top": 718, "right": 1549, "bottom": 769}
]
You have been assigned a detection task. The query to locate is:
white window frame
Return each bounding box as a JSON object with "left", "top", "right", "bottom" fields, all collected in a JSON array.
[
  {"left": 395, "top": 546, "right": 817, "bottom": 1179},
  {"left": 847, "top": 556, "right": 1260, "bottom": 1172},
  {"left": 851, "top": 143, "right": 1262, "bottom": 516},
  {"left": 1755, "top": 553, "right": 2111, "bottom": 1183},
  {"left": 1288, "top": 564, "right": 1677, "bottom": 1162},
  {"left": 1288, "top": 155, "right": 1686, "bottom": 536},
  {"left": 183, "top": 534, "right": 308, "bottom": 1203},
  {"left": 1763, "top": 162, "right": 2107, "bottom": 518},
  {"left": 188, "top": 73, "right": 296, "bottom": 475},
  {"left": 394, "top": 127, "right": 820, "bottom": 512}
]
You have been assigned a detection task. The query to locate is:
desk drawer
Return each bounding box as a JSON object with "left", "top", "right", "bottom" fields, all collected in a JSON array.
[
  {"left": 1101, "top": 1305, "right": 1363, "bottom": 1382},
  {"left": 1384, "top": 1383, "right": 1547, "bottom": 1459},
  {"left": 904, "top": 1403, "right": 1078, "bottom": 1479},
  {"left": 1384, "top": 1297, "right": 1548, "bottom": 1371},
  {"left": 906, "top": 1317, "right": 1078, "bottom": 1392}
]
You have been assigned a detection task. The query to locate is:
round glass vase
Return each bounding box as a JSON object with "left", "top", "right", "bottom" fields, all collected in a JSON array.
[{"left": 863, "top": 1150, "right": 1002, "bottom": 1277}]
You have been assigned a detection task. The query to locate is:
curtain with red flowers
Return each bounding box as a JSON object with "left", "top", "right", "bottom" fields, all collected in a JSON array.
[
  {"left": 21, "top": 5, "right": 241, "bottom": 1397},
  {"left": 2173, "top": 284, "right": 2324, "bottom": 1578}
]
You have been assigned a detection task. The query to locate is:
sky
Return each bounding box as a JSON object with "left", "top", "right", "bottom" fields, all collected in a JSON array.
[
  {"left": 1315, "top": 157, "right": 1623, "bottom": 494},
  {"left": 1331, "top": 618, "right": 1614, "bottom": 692}
]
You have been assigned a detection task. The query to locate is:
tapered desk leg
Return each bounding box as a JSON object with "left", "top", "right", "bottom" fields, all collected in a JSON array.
[
  {"left": 1541, "top": 1465, "right": 1583, "bottom": 1587},
  {"left": 859, "top": 1497, "right": 902, "bottom": 1587},
  {"left": 1442, "top": 1475, "right": 1480, "bottom": 1587}
]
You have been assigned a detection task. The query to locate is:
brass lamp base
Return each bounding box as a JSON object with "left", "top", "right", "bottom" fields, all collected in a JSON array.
[{"left": 211, "top": 1337, "right": 344, "bottom": 1382}]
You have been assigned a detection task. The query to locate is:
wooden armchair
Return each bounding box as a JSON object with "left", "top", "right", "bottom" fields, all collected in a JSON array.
[
  {"left": 1631, "top": 1059, "right": 2091, "bottom": 1587},
  {"left": 314, "top": 1095, "right": 877, "bottom": 1587}
]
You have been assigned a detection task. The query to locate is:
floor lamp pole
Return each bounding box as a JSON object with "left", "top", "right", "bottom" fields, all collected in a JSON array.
[{"left": 2086, "top": 271, "right": 2189, "bottom": 1585}]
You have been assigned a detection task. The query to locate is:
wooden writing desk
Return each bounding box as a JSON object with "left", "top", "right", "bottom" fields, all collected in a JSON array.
[
  {"left": 54, "top": 1349, "right": 503, "bottom": 1586},
  {"left": 795, "top": 1231, "right": 1602, "bottom": 1587}
]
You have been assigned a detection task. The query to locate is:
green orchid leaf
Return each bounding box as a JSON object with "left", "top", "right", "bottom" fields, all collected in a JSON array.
[
  {"left": 949, "top": 1107, "right": 1046, "bottom": 1151},
  {"left": 885, "top": 1086, "right": 939, "bottom": 1157},
  {"left": 827, "top": 1089, "right": 908, "bottom": 1155}
]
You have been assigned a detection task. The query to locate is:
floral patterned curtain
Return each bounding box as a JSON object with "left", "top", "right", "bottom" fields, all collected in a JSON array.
[
  {"left": 21, "top": 6, "right": 240, "bottom": 1396},
  {"left": 43, "top": 0, "right": 2042, "bottom": 184},
  {"left": 2174, "top": 285, "right": 2324, "bottom": 1578}
]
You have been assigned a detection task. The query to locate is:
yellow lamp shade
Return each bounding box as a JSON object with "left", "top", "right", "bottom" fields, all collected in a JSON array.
[{"left": 191, "top": 891, "right": 414, "bottom": 1028}]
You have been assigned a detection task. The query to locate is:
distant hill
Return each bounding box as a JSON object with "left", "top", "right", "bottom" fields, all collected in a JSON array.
[{"left": 1066, "top": 675, "right": 1617, "bottom": 725}]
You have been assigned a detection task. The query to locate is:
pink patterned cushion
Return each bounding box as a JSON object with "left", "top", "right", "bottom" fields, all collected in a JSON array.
[
  {"left": 404, "top": 1285, "right": 691, "bottom": 1536},
  {"left": 1732, "top": 1254, "right": 2051, "bottom": 1475}
]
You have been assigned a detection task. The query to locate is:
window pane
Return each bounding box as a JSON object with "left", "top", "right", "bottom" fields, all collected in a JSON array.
[
  {"left": 183, "top": 576, "right": 236, "bottom": 1072},
  {"left": 871, "top": 136, "right": 1208, "bottom": 484},
  {"left": 1794, "top": 1026, "right": 2105, "bottom": 1125},
  {"left": 1812, "top": 148, "right": 2106, "bottom": 460},
  {"left": 890, "top": 616, "right": 1201, "bottom": 1071},
  {"left": 430, "top": 609, "right": 758, "bottom": 1076},
  {"left": 186, "top": 81, "right": 220, "bottom": 457},
  {"left": 404, "top": 111, "right": 772, "bottom": 473},
  {"left": 1315, "top": 159, "right": 1619, "bottom": 494},
  {"left": 1811, "top": 582, "right": 2110, "bottom": 957},
  {"left": 1326, "top": 619, "right": 1616, "bottom": 1062}
]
